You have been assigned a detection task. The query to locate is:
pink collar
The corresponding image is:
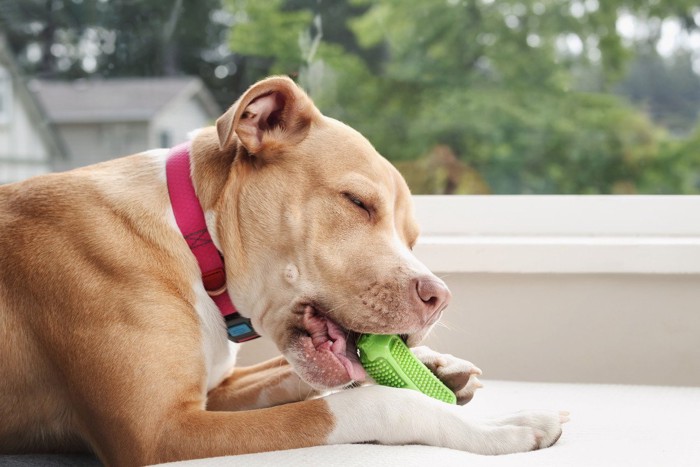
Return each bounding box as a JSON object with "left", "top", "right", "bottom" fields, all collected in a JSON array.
[{"left": 165, "top": 142, "right": 259, "bottom": 343}]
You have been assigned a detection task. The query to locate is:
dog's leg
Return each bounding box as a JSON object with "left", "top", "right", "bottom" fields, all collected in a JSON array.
[
  {"left": 151, "top": 385, "right": 566, "bottom": 464},
  {"left": 77, "top": 371, "right": 565, "bottom": 463},
  {"left": 411, "top": 346, "right": 483, "bottom": 404},
  {"left": 322, "top": 386, "right": 567, "bottom": 454},
  {"left": 207, "top": 356, "right": 321, "bottom": 411}
]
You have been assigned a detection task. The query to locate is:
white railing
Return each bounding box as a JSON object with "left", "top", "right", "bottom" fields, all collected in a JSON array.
[{"left": 413, "top": 195, "right": 700, "bottom": 274}]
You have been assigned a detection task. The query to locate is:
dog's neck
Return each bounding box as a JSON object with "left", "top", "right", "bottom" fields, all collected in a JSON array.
[
  {"left": 189, "top": 127, "right": 240, "bottom": 214},
  {"left": 166, "top": 139, "right": 259, "bottom": 343}
]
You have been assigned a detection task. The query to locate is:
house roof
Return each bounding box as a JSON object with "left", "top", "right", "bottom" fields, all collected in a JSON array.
[{"left": 31, "top": 77, "right": 221, "bottom": 124}]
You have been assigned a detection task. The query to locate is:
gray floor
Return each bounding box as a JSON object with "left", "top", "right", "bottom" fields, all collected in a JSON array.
[{"left": 0, "top": 455, "right": 100, "bottom": 466}]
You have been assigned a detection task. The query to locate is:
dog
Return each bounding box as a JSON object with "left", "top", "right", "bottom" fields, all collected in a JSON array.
[{"left": 0, "top": 76, "right": 566, "bottom": 465}]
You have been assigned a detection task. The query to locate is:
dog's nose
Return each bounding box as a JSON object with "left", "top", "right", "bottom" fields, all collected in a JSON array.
[{"left": 414, "top": 277, "right": 451, "bottom": 324}]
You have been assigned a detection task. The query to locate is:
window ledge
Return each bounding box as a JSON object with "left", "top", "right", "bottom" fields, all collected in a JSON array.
[
  {"left": 415, "top": 235, "right": 700, "bottom": 274},
  {"left": 412, "top": 195, "right": 700, "bottom": 274}
]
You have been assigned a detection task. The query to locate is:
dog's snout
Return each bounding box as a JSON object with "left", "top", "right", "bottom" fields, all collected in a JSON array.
[{"left": 414, "top": 277, "right": 451, "bottom": 324}]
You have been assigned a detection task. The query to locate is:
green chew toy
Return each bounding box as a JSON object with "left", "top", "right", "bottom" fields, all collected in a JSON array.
[{"left": 357, "top": 334, "right": 457, "bottom": 404}]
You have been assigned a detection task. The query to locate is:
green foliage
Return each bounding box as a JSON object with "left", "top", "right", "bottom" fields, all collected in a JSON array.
[
  {"left": 220, "top": 0, "right": 699, "bottom": 194},
  {"left": 0, "top": 0, "right": 237, "bottom": 107},
  {"left": 639, "top": 125, "right": 700, "bottom": 194},
  {"left": 617, "top": 50, "right": 700, "bottom": 135},
  {"left": 228, "top": 0, "right": 312, "bottom": 73},
  {"left": 3, "top": 0, "right": 697, "bottom": 193}
]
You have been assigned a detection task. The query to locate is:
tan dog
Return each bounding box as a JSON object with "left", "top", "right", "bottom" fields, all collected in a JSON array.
[{"left": 0, "top": 76, "right": 566, "bottom": 465}]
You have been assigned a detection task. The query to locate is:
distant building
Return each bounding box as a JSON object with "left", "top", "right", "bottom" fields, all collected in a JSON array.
[
  {"left": 31, "top": 77, "right": 221, "bottom": 171},
  {"left": 0, "top": 35, "right": 68, "bottom": 184},
  {"left": 0, "top": 33, "right": 220, "bottom": 185}
]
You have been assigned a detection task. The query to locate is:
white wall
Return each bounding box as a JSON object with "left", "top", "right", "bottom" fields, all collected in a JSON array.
[{"left": 424, "top": 273, "right": 700, "bottom": 386}]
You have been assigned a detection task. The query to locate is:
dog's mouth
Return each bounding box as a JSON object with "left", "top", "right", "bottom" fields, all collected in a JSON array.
[
  {"left": 286, "top": 304, "right": 415, "bottom": 389},
  {"left": 293, "top": 305, "right": 367, "bottom": 387}
]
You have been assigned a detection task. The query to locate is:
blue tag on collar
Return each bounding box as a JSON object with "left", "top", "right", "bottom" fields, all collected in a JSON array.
[{"left": 225, "top": 313, "right": 260, "bottom": 343}]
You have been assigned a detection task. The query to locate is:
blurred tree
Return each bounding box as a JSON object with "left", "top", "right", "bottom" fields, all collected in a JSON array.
[
  {"left": 223, "top": 0, "right": 696, "bottom": 193},
  {"left": 616, "top": 50, "right": 700, "bottom": 136},
  {"left": 394, "top": 145, "right": 491, "bottom": 195},
  {"left": 640, "top": 124, "right": 700, "bottom": 194},
  {"left": 0, "top": 0, "right": 243, "bottom": 107}
]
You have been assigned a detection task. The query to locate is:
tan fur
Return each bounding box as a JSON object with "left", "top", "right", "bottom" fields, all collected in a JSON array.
[
  {"left": 0, "top": 76, "right": 455, "bottom": 465},
  {"left": 207, "top": 356, "right": 319, "bottom": 411}
]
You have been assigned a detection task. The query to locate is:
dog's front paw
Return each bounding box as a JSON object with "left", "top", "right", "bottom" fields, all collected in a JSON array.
[
  {"left": 489, "top": 410, "right": 570, "bottom": 450},
  {"left": 411, "top": 346, "right": 483, "bottom": 405}
]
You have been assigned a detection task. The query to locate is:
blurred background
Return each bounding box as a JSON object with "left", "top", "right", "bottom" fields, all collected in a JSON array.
[{"left": 1, "top": 0, "right": 699, "bottom": 192}]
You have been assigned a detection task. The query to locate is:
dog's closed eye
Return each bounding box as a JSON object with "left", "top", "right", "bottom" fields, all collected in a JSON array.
[{"left": 343, "top": 192, "right": 372, "bottom": 219}]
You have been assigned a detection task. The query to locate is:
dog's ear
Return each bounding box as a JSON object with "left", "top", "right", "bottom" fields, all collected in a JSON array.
[{"left": 216, "top": 76, "right": 318, "bottom": 154}]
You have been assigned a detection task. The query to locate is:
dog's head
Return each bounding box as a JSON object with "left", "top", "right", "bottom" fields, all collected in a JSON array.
[{"left": 212, "top": 76, "right": 450, "bottom": 389}]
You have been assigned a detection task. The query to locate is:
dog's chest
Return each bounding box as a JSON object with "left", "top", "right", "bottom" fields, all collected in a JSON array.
[{"left": 193, "top": 283, "right": 238, "bottom": 391}]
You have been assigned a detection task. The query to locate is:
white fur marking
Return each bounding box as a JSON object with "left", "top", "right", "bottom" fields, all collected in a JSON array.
[
  {"left": 143, "top": 148, "right": 171, "bottom": 183},
  {"left": 192, "top": 280, "right": 239, "bottom": 391},
  {"left": 205, "top": 210, "right": 222, "bottom": 252},
  {"left": 188, "top": 128, "right": 204, "bottom": 141}
]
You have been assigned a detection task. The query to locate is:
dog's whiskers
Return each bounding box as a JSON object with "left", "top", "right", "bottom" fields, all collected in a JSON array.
[
  {"left": 326, "top": 301, "right": 349, "bottom": 315},
  {"left": 434, "top": 320, "right": 453, "bottom": 331},
  {"left": 325, "top": 301, "right": 361, "bottom": 341}
]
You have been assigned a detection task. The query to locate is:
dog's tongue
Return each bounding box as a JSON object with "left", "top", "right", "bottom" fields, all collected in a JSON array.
[
  {"left": 303, "top": 307, "right": 366, "bottom": 382},
  {"left": 325, "top": 318, "right": 366, "bottom": 381}
]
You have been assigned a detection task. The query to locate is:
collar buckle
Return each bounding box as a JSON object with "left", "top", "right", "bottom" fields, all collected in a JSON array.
[
  {"left": 202, "top": 268, "right": 227, "bottom": 297},
  {"left": 206, "top": 285, "right": 227, "bottom": 297}
]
